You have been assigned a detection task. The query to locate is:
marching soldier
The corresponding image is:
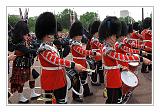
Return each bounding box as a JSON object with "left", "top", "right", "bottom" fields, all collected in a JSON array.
[
  {"left": 123, "top": 24, "right": 145, "bottom": 50},
  {"left": 98, "top": 16, "right": 151, "bottom": 104},
  {"left": 90, "top": 20, "right": 104, "bottom": 86},
  {"left": 70, "top": 21, "right": 101, "bottom": 102},
  {"left": 141, "top": 17, "right": 152, "bottom": 73},
  {"left": 35, "top": 12, "right": 86, "bottom": 104}
]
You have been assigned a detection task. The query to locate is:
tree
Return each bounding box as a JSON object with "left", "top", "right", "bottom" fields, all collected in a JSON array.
[
  {"left": 80, "top": 12, "right": 98, "bottom": 29},
  {"left": 8, "top": 15, "right": 21, "bottom": 27},
  {"left": 119, "top": 16, "right": 135, "bottom": 24},
  {"left": 28, "top": 16, "right": 37, "bottom": 32},
  {"left": 56, "top": 9, "right": 78, "bottom": 30}
]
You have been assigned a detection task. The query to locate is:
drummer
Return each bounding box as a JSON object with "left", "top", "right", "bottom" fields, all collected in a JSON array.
[
  {"left": 35, "top": 12, "right": 86, "bottom": 104},
  {"left": 141, "top": 17, "right": 152, "bottom": 73},
  {"left": 90, "top": 20, "right": 104, "bottom": 86},
  {"left": 70, "top": 21, "right": 101, "bottom": 102},
  {"left": 115, "top": 21, "right": 148, "bottom": 69},
  {"left": 98, "top": 16, "right": 151, "bottom": 104},
  {"left": 123, "top": 24, "right": 145, "bottom": 49}
]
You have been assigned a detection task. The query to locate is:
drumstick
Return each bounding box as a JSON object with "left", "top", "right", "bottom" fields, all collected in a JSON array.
[
  {"left": 84, "top": 69, "right": 95, "bottom": 73},
  {"left": 142, "top": 40, "right": 152, "bottom": 42}
]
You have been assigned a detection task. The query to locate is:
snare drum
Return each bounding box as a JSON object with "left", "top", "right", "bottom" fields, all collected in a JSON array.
[
  {"left": 121, "top": 71, "right": 139, "bottom": 95},
  {"left": 128, "top": 62, "right": 139, "bottom": 73},
  {"left": 65, "top": 68, "right": 78, "bottom": 90}
]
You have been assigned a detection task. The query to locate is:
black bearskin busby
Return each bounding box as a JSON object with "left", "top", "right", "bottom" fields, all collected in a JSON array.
[
  {"left": 35, "top": 12, "right": 56, "bottom": 40},
  {"left": 127, "top": 23, "right": 133, "bottom": 33},
  {"left": 133, "top": 22, "right": 140, "bottom": 31},
  {"left": 57, "top": 22, "right": 63, "bottom": 32},
  {"left": 69, "top": 21, "right": 83, "bottom": 39},
  {"left": 90, "top": 20, "right": 101, "bottom": 36},
  {"left": 120, "top": 21, "right": 128, "bottom": 36},
  {"left": 12, "top": 21, "right": 29, "bottom": 44},
  {"left": 98, "top": 16, "right": 122, "bottom": 41},
  {"left": 142, "top": 17, "right": 152, "bottom": 29}
]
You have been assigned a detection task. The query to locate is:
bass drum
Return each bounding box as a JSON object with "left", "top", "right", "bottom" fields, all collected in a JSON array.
[{"left": 121, "top": 71, "right": 139, "bottom": 95}]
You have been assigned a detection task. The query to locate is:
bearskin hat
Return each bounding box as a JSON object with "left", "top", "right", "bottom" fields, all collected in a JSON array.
[
  {"left": 69, "top": 21, "right": 83, "bottom": 39},
  {"left": 35, "top": 12, "right": 56, "bottom": 40},
  {"left": 120, "top": 21, "right": 128, "bottom": 36},
  {"left": 98, "top": 16, "right": 122, "bottom": 41},
  {"left": 127, "top": 24, "right": 133, "bottom": 33},
  {"left": 12, "top": 21, "right": 29, "bottom": 44},
  {"left": 90, "top": 20, "right": 101, "bottom": 36},
  {"left": 57, "top": 22, "right": 63, "bottom": 32},
  {"left": 142, "top": 17, "right": 152, "bottom": 29},
  {"left": 133, "top": 22, "right": 140, "bottom": 31}
]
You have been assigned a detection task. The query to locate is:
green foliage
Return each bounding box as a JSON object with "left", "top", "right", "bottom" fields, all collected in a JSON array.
[
  {"left": 56, "top": 9, "right": 78, "bottom": 30},
  {"left": 119, "top": 16, "right": 135, "bottom": 24},
  {"left": 8, "top": 15, "right": 21, "bottom": 27},
  {"left": 80, "top": 12, "right": 98, "bottom": 29},
  {"left": 28, "top": 16, "right": 37, "bottom": 32}
]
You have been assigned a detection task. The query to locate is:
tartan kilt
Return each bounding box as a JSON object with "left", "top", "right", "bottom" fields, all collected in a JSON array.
[{"left": 10, "top": 66, "right": 31, "bottom": 85}]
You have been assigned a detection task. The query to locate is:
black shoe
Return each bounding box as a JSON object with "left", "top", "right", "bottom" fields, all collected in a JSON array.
[
  {"left": 18, "top": 100, "right": 29, "bottom": 104},
  {"left": 83, "top": 92, "right": 93, "bottom": 97},
  {"left": 31, "top": 95, "right": 41, "bottom": 100},
  {"left": 91, "top": 82, "right": 101, "bottom": 86},
  {"left": 73, "top": 97, "right": 83, "bottom": 102}
]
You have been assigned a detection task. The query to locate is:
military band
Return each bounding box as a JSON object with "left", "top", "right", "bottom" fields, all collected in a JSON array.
[{"left": 8, "top": 10, "right": 152, "bottom": 104}]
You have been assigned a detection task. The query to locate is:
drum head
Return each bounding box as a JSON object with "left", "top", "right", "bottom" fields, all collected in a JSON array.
[
  {"left": 129, "top": 62, "right": 139, "bottom": 66},
  {"left": 121, "top": 71, "right": 138, "bottom": 87}
]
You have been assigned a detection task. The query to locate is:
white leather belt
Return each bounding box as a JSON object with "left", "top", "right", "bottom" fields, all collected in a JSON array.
[
  {"left": 42, "top": 67, "right": 63, "bottom": 70},
  {"left": 73, "top": 57, "right": 86, "bottom": 60},
  {"left": 104, "top": 65, "right": 120, "bottom": 70}
]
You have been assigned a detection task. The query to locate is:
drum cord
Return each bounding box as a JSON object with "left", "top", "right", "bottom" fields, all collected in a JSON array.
[{"left": 71, "top": 76, "right": 84, "bottom": 96}]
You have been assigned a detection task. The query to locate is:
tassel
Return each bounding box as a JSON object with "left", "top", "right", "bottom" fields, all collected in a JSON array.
[{"left": 52, "top": 95, "right": 56, "bottom": 104}]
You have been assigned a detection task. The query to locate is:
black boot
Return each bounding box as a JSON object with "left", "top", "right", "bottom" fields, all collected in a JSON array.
[
  {"left": 83, "top": 83, "right": 93, "bottom": 97},
  {"left": 141, "top": 63, "right": 149, "bottom": 73}
]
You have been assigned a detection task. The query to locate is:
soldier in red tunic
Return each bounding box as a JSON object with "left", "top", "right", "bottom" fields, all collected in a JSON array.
[
  {"left": 35, "top": 12, "right": 85, "bottom": 104},
  {"left": 90, "top": 20, "right": 104, "bottom": 86},
  {"left": 99, "top": 16, "right": 151, "bottom": 104},
  {"left": 70, "top": 21, "right": 101, "bottom": 102},
  {"left": 141, "top": 17, "right": 152, "bottom": 73},
  {"left": 123, "top": 24, "right": 145, "bottom": 50},
  {"left": 115, "top": 21, "right": 148, "bottom": 68}
]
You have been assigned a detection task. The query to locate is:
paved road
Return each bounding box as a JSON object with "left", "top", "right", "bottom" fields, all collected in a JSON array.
[{"left": 8, "top": 53, "right": 152, "bottom": 104}]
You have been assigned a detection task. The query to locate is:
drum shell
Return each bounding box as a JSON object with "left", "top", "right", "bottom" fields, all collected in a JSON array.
[
  {"left": 122, "top": 83, "right": 136, "bottom": 95},
  {"left": 128, "top": 62, "right": 139, "bottom": 73},
  {"left": 128, "top": 65, "right": 138, "bottom": 73},
  {"left": 121, "top": 71, "right": 139, "bottom": 95}
]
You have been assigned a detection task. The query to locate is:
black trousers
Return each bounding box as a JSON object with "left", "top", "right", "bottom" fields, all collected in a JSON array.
[
  {"left": 72, "top": 71, "right": 91, "bottom": 98},
  {"left": 91, "top": 60, "right": 104, "bottom": 83},
  {"left": 45, "top": 85, "right": 67, "bottom": 104},
  {"left": 141, "top": 51, "right": 152, "bottom": 72},
  {"left": 105, "top": 88, "right": 122, "bottom": 104}
]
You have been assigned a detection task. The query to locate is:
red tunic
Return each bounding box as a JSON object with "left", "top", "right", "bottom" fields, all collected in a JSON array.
[
  {"left": 90, "top": 37, "right": 103, "bottom": 50},
  {"left": 102, "top": 42, "right": 140, "bottom": 88},
  {"left": 90, "top": 37, "right": 103, "bottom": 61},
  {"left": 38, "top": 43, "right": 73, "bottom": 90},
  {"left": 115, "top": 41, "right": 140, "bottom": 67},
  {"left": 123, "top": 37, "right": 145, "bottom": 49},
  {"left": 71, "top": 41, "right": 94, "bottom": 68},
  {"left": 141, "top": 29, "right": 152, "bottom": 52}
]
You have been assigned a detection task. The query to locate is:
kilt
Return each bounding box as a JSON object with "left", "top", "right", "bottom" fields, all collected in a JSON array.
[{"left": 10, "top": 65, "right": 31, "bottom": 93}]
